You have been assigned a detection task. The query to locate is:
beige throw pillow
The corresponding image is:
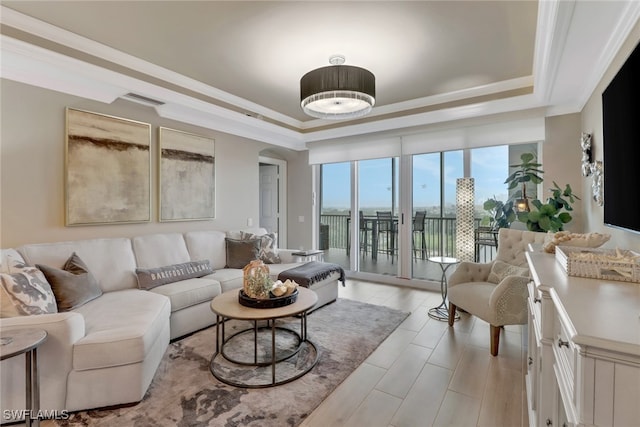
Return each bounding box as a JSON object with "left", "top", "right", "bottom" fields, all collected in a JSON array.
[
  {"left": 240, "top": 231, "right": 281, "bottom": 264},
  {"left": 487, "top": 260, "right": 530, "bottom": 284}
]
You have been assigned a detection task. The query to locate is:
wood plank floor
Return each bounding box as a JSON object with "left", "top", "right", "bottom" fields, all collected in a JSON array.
[{"left": 301, "top": 280, "right": 528, "bottom": 427}]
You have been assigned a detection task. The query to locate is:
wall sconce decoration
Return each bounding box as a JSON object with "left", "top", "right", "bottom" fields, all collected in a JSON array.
[
  {"left": 580, "top": 132, "right": 604, "bottom": 206},
  {"left": 456, "top": 177, "right": 475, "bottom": 262},
  {"left": 590, "top": 160, "right": 604, "bottom": 206},
  {"left": 580, "top": 132, "right": 593, "bottom": 177}
]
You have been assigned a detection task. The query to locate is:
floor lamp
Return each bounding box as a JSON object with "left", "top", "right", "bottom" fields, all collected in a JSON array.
[{"left": 456, "top": 178, "right": 475, "bottom": 262}]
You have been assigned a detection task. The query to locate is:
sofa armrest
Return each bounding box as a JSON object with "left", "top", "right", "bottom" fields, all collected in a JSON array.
[
  {"left": 488, "top": 275, "right": 531, "bottom": 325},
  {"left": 1, "top": 312, "right": 85, "bottom": 415},
  {"left": 448, "top": 261, "right": 493, "bottom": 287}
]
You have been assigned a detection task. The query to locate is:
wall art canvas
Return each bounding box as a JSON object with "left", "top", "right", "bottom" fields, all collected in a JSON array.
[
  {"left": 65, "top": 108, "right": 151, "bottom": 225},
  {"left": 159, "top": 127, "right": 215, "bottom": 221}
]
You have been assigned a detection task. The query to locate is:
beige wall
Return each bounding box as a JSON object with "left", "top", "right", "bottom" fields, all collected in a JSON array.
[
  {"left": 1, "top": 80, "right": 268, "bottom": 248},
  {"left": 542, "top": 114, "right": 583, "bottom": 233},
  {"left": 580, "top": 20, "right": 640, "bottom": 252}
]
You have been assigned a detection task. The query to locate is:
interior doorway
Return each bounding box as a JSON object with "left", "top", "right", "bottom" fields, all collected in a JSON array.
[{"left": 258, "top": 156, "right": 287, "bottom": 247}]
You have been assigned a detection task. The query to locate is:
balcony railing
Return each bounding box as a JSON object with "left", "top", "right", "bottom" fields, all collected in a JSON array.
[{"left": 320, "top": 213, "right": 485, "bottom": 259}]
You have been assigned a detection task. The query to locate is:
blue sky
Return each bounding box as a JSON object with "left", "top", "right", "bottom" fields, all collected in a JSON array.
[{"left": 321, "top": 145, "right": 509, "bottom": 211}]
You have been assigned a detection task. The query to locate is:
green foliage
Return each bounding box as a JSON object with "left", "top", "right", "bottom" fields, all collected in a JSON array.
[
  {"left": 482, "top": 153, "right": 579, "bottom": 232},
  {"left": 518, "top": 182, "right": 580, "bottom": 232}
]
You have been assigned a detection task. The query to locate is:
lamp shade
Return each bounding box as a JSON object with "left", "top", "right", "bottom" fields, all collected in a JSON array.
[{"left": 300, "top": 64, "right": 375, "bottom": 120}]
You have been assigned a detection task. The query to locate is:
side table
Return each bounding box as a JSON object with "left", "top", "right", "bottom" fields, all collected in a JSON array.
[
  {"left": 428, "top": 256, "right": 460, "bottom": 322},
  {"left": 291, "top": 249, "right": 324, "bottom": 263},
  {"left": 0, "top": 328, "right": 48, "bottom": 427}
]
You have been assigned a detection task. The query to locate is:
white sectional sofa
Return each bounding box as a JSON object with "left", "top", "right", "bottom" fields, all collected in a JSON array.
[{"left": 0, "top": 228, "right": 341, "bottom": 422}]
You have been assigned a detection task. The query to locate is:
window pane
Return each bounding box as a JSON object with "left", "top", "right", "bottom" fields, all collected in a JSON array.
[{"left": 319, "top": 162, "right": 350, "bottom": 269}]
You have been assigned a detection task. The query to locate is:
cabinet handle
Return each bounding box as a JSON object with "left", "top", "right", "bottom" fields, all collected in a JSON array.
[
  {"left": 558, "top": 338, "right": 569, "bottom": 348},
  {"left": 546, "top": 419, "right": 553, "bottom": 426},
  {"left": 528, "top": 356, "right": 533, "bottom": 366},
  {"left": 534, "top": 297, "right": 541, "bottom": 304}
]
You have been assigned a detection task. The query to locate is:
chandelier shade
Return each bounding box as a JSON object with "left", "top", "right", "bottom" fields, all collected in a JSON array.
[{"left": 300, "top": 64, "right": 375, "bottom": 120}]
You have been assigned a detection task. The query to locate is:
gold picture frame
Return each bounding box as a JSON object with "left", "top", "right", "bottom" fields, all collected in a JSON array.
[
  {"left": 65, "top": 108, "right": 151, "bottom": 226},
  {"left": 159, "top": 127, "right": 215, "bottom": 221}
]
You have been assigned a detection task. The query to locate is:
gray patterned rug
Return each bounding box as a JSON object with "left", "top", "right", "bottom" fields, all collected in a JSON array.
[{"left": 48, "top": 298, "right": 409, "bottom": 427}]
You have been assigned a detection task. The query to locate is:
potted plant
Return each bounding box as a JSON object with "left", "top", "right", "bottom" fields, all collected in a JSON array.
[
  {"left": 482, "top": 152, "right": 579, "bottom": 232},
  {"left": 517, "top": 182, "right": 579, "bottom": 232}
]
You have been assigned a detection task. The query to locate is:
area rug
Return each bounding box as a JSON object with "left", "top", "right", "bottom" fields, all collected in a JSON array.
[{"left": 48, "top": 298, "right": 409, "bottom": 427}]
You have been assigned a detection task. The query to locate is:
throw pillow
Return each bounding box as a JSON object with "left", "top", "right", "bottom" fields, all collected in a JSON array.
[
  {"left": 37, "top": 252, "right": 103, "bottom": 311},
  {"left": 0, "top": 267, "right": 58, "bottom": 317},
  {"left": 487, "top": 260, "right": 530, "bottom": 284},
  {"left": 135, "top": 259, "right": 214, "bottom": 290},
  {"left": 225, "top": 238, "right": 260, "bottom": 269},
  {"left": 240, "top": 231, "right": 281, "bottom": 264}
]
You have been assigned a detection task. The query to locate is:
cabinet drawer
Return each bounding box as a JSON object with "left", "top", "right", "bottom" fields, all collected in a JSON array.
[
  {"left": 527, "top": 281, "right": 541, "bottom": 331},
  {"left": 554, "top": 316, "right": 576, "bottom": 396}
]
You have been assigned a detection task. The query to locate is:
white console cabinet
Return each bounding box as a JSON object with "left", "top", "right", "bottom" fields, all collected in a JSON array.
[{"left": 525, "top": 251, "right": 640, "bottom": 427}]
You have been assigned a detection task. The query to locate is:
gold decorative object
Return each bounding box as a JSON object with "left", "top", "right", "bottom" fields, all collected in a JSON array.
[{"left": 242, "top": 260, "right": 272, "bottom": 299}]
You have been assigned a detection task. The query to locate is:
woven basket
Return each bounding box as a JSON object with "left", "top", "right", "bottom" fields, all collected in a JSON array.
[{"left": 555, "top": 246, "right": 640, "bottom": 283}]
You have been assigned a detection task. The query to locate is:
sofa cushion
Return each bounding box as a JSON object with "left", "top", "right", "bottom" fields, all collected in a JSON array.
[
  {"left": 487, "top": 260, "right": 529, "bottom": 284},
  {"left": 0, "top": 268, "right": 58, "bottom": 317},
  {"left": 225, "top": 238, "right": 260, "bottom": 269},
  {"left": 18, "top": 238, "right": 138, "bottom": 293},
  {"left": 135, "top": 260, "right": 213, "bottom": 290},
  {"left": 37, "top": 252, "right": 102, "bottom": 311},
  {"left": 184, "top": 230, "right": 227, "bottom": 270},
  {"left": 150, "top": 278, "right": 221, "bottom": 312},
  {"left": 132, "top": 233, "right": 191, "bottom": 268},
  {"left": 202, "top": 269, "right": 243, "bottom": 293},
  {"left": 72, "top": 289, "right": 170, "bottom": 371},
  {"left": 240, "top": 231, "right": 281, "bottom": 264}
]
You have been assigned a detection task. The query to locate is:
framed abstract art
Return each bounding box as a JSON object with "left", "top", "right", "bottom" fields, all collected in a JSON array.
[
  {"left": 159, "top": 127, "right": 215, "bottom": 221},
  {"left": 65, "top": 108, "right": 151, "bottom": 225}
]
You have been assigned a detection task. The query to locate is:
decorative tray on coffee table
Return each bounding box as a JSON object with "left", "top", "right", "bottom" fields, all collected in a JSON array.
[{"left": 238, "top": 289, "right": 298, "bottom": 308}]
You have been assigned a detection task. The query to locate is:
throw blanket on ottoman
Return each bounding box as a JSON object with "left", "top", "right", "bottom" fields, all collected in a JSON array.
[{"left": 278, "top": 261, "right": 346, "bottom": 288}]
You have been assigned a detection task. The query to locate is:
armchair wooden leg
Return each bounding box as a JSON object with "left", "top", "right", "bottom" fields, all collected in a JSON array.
[
  {"left": 448, "top": 303, "right": 457, "bottom": 326},
  {"left": 490, "top": 324, "right": 500, "bottom": 356}
]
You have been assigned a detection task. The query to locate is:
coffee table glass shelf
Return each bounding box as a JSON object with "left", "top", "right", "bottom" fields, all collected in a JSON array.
[{"left": 209, "top": 287, "right": 319, "bottom": 388}]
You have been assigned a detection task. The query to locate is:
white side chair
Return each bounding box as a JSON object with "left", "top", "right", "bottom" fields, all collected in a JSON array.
[{"left": 447, "top": 228, "right": 547, "bottom": 356}]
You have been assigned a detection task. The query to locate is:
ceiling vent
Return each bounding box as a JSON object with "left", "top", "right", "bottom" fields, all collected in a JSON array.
[{"left": 120, "top": 93, "right": 165, "bottom": 107}]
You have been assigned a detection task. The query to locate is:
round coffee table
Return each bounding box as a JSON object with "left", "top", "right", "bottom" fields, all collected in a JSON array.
[{"left": 209, "top": 287, "right": 319, "bottom": 388}]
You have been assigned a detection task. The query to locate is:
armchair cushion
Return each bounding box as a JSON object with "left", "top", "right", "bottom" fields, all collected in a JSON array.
[{"left": 487, "top": 260, "right": 529, "bottom": 284}]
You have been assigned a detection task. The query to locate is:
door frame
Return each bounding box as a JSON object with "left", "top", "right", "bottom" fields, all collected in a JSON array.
[{"left": 259, "top": 156, "right": 287, "bottom": 248}]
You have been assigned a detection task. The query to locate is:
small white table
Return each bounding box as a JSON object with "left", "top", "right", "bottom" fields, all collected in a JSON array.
[
  {"left": 0, "top": 329, "right": 48, "bottom": 427},
  {"left": 291, "top": 249, "right": 324, "bottom": 262},
  {"left": 428, "top": 256, "right": 460, "bottom": 321}
]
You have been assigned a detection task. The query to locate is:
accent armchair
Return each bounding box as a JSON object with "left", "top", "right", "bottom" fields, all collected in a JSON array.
[{"left": 447, "top": 228, "right": 547, "bottom": 356}]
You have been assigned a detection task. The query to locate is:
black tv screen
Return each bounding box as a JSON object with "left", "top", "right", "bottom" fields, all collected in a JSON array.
[{"left": 602, "top": 41, "right": 640, "bottom": 234}]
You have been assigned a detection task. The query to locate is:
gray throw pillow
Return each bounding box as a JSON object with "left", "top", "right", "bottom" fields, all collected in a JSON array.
[
  {"left": 37, "top": 252, "right": 102, "bottom": 312},
  {"left": 135, "top": 260, "right": 214, "bottom": 290},
  {"left": 225, "top": 238, "right": 260, "bottom": 269},
  {"left": 240, "top": 231, "right": 281, "bottom": 264}
]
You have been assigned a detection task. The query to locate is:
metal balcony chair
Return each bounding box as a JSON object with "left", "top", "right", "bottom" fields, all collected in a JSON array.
[
  {"left": 376, "top": 211, "right": 397, "bottom": 260},
  {"left": 412, "top": 210, "right": 427, "bottom": 259}
]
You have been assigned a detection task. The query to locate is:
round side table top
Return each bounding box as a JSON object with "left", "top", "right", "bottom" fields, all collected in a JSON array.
[
  {"left": 211, "top": 287, "right": 318, "bottom": 320},
  {"left": 428, "top": 256, "right": 459, "bottom": 265},
  {"left": 0, "top": 329, "right": 48, "bottom": 360}
]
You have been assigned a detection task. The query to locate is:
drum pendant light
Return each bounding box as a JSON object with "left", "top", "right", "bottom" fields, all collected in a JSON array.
[{"left": 300, "top": 55, "right": 375, "bottom": 120}]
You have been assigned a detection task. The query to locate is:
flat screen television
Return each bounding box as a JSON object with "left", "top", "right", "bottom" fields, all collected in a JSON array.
[{"left": 602, "top": 40, "right": 640, "bottom": 234}]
